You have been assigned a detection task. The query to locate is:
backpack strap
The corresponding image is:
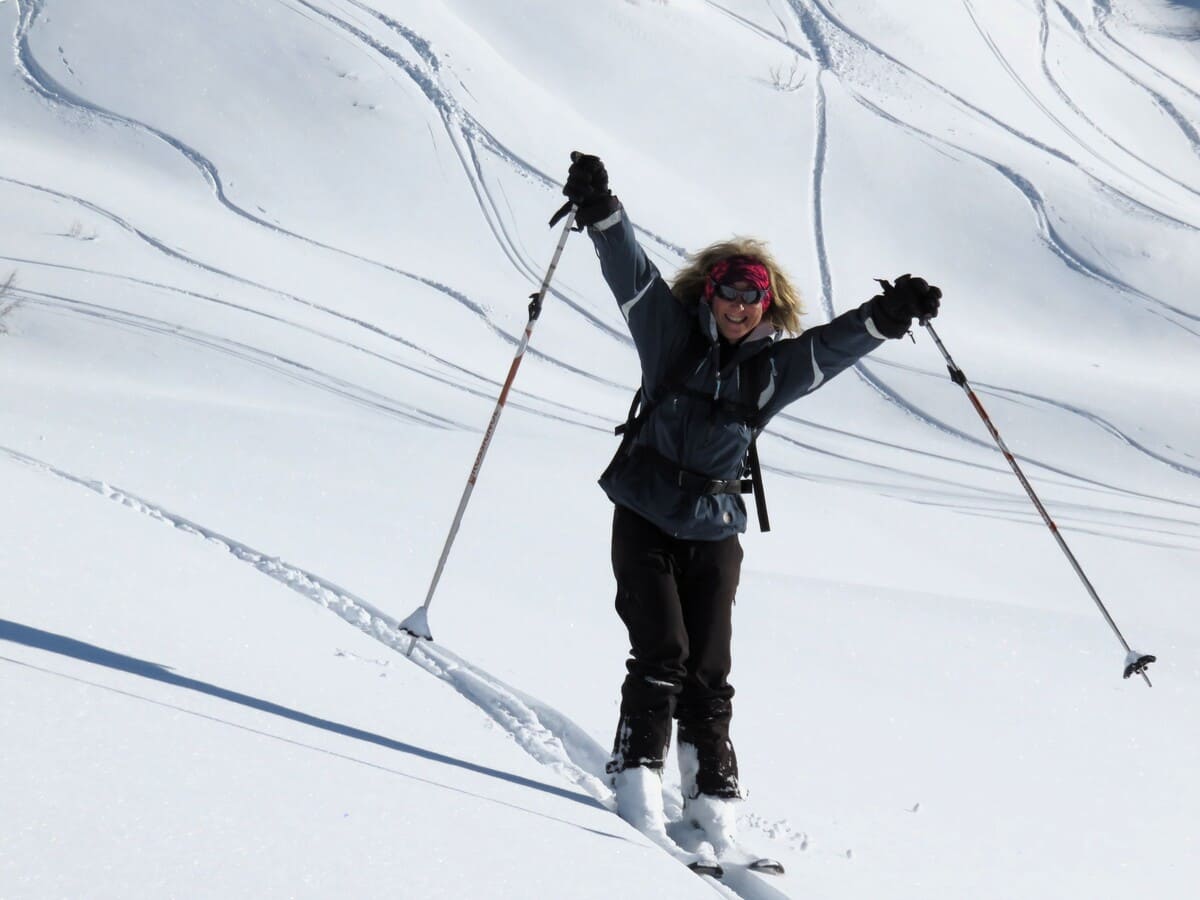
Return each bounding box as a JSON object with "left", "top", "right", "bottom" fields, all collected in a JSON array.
[
  {"left": 746, "top": 433, "right": 770, "bottom": 532},
  {"left": 614, "top": 387, "right": 644, "bottom": 437}
]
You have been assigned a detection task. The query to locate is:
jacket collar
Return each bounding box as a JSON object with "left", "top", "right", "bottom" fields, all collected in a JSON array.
[{"left": 697, "top": 301, "right": 779, "bottom": 358}]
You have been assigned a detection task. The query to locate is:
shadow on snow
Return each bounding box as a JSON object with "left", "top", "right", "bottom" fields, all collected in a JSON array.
[{"left": 0, "top": 617, "right": 606, "bottom": 813}]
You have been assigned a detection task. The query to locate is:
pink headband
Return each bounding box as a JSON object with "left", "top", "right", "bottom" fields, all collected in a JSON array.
[{"left": 704, "top": 255, "right": 772, "bottom": 308}]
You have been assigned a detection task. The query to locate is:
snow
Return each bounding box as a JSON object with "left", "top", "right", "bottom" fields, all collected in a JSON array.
[{"left": 2, "top": 0, "right": 1198, "bottom": 897}]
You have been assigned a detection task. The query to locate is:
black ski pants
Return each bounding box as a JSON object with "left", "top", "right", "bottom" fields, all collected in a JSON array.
[{"left": 606, "top": 504, "right": 742, "bottom": 798}]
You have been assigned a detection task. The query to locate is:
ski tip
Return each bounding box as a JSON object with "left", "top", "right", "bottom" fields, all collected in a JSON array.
[
  {"left": 747, "top": 858, "right": 786, "bottom": 875},
  {"left": 688, "top": 861, "right": 724, "bottom": 878}
]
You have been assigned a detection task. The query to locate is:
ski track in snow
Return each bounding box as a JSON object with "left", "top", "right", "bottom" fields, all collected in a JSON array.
[
  {"left": 703, "top": 0, "right": 813, "bottom": 63},
  {"left": 844, "top": 91, "right": 1200, "bottom": 333},
  {"left": 782, "top": 0, "right": 1199, "bottom": 329},
  {"left": 0, "top": 177, "right": 628, "bottom": 418},
  {"left": 871, "top": 359, "right": 1200, "bottom": 482},
  {"left": 14, "top": 0, "right": 1196, "bottom": 535},
  {"left": 1051, "top": 1, "right": 1200, "bottom": 160},
  {"left": 719, "top": 0, "right": 1200, "bottom": 550},
  {"left": 335, "top": 0, "right": 690, "bottom": 312},
  {"left": 8, "top": 1, "right": 629, "bottom": 394},
  {"left": 1030, "top": 0, "right": 1200, "bottom": 201},
  {"left": 1093, "top": 1, "right": 1200, "bottom": 106},
  {"left": 5, "top": 269, "right": 612, "bottom": 433},
  {"left": 759, "top": 9, "right": 1058, "bottom": 518},
  {"left": 0, "top": 442, "right": 800, "bottom": 899},
  {"left": 788, "top": 0, "right": 1026, "bottom": 457},
  {"left": 766, "top": 423, "right": 1200, "bottom": 530},
  {"left": 287, "top": 0, "right": 676, "bottom": 346},
  {"left": 0, "top": 174, "right": 544, "bottom": 383},
  {"left": 809, "top": 70, "right": 833, "bottom": 319},
  {"left": 960, "top": 0, "right": 1093, "bottom": 159},
  {"left": 10, "top": 0, "right": 1197, "bottom": 542},
  {"left": 1097, "top": 0, "right": 1200, "bottom": 44},
  {"left": 15, "top": 288, "right": 466, "bottom": 430},
  {"left": 761, "top": 461, "right": 1200, "bottom": 552},
  {"left": 338, "top": 0, "right": 688, "bottom": 260},
  {"left": 0, "top": 177, "right": 512, "bottom": 357},
  {"left": 772, "top": 0, "right": 1200, "bottom": 499},
  {"left": 959, "top": 0, "right": 1200, "bottom": 201},
  {"left": 776, "top": 405, "right": 1200, "bottom": 506},
  {"left": 841, "top": 351, "right": 1200, "bottom": 543},
  {"left": 0, "top": 445, "right": 617, "bottom": 803},
  {"left": 780, "top": 0, "right": 1200, "bottom": 232}
]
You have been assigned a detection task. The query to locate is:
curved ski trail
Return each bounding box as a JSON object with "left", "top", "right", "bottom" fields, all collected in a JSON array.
[{"left": 9, "top": 0, "right": 629, "bottom": 390}]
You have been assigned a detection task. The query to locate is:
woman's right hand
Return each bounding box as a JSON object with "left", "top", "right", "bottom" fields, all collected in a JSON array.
[{"left": 549, "top": 151, "right": 620, "bottom": 228}]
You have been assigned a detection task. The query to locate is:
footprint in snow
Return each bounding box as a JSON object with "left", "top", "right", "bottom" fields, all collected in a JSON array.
[{"left": 334, "top": 648, "right": 392, "bottom": 668}]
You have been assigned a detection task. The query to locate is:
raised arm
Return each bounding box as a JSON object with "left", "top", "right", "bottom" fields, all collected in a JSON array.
[
  {"left": 556, "top": 152, "right": 692, "bottom": 388},
  {"left": 758, "top": 275, "right": 942, "bottom": 422},
  {"left": 588, "top": 208, "right": 692, "bottom": 385}
]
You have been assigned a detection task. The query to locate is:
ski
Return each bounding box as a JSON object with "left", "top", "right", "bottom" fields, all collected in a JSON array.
[
  {"left": 688, "top": 860, "right": 725, "bottom": 878},
  {"left": 745, "top": 857, "right": 785, "bottom": 875},
  {"left": 707, "top": 840, "right": 785, "bottom": 876}
]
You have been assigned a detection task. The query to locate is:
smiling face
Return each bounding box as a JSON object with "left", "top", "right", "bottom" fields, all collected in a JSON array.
[{"left": 711, "top": 279, "right": 766, "bottom": 343}]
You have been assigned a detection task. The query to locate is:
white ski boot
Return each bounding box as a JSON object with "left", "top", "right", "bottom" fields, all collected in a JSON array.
[
  {"left": 678, "top": 742, "right": 785, "bottom": 876},
  {"left": 683, "top": 794, "right": 741, "bottom": 858},
  {"left": 683, "top": 794, "right": 785, "bottom": 875}
]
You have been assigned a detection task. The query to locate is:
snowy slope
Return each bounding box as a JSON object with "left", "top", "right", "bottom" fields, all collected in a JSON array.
[{"left": 2, "top": 1, "right": 1199, "bottom": 898}]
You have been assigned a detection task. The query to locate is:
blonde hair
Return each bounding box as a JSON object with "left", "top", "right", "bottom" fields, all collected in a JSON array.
[{"left": 670, "top": 237, "right": 805, "bottom": 336}]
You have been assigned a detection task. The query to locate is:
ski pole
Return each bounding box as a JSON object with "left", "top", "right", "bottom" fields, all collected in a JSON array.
[
  {"left": 399, "top": 207, "right": 578, "bottom": 655},
  {"left": 918, "top": 317, "right": 1156, "bottom": 686}
]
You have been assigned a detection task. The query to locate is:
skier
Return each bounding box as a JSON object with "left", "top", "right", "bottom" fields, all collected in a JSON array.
[{"left": 556, "top": 152, "right": 942, "bottom": 865}]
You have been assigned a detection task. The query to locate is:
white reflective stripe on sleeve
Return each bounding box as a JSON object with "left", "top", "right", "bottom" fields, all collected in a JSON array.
[
  {"left": 591, "top": 208, "right": 623, "bottom": 231},
  {"left": 864, "top": 315, "right": 887, "bottom": 341},
  {"left": 757, "top": 359, "right": 777, "bottom": 409},
  {"left": 620, "top": 277, "right": 656, "bottom": 321},
  {"left": 809, "top": 342, "right": 826, "bottom": 390}
]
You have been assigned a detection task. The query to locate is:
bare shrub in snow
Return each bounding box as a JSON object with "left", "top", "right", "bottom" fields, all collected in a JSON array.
[
  {"left": 769, "top": 58, "right": 806, "bottom": 92},
  {"left": 61, "top": 219, "right": 97, "bottom": 241},
  {"left": 0, "top": 271, "right": 19, "bottom": 335}
]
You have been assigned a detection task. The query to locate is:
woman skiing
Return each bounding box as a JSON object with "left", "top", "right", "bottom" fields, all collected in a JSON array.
[{"left": 555, "top": 152, "right": 941, "bottom": 867}]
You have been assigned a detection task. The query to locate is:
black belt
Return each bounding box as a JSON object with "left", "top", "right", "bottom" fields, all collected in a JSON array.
[{"left": 637, "top": 446, "right": 752, "bottom": 496}]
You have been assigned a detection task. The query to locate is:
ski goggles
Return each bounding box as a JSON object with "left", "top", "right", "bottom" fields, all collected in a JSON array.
[{"left": 711, "top": 280, "right": 769, "bottom": 305}]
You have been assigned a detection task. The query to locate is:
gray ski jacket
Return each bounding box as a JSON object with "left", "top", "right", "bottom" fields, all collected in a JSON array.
[{"left": 589, "top": 206, "right": 889, "bottom": 540}]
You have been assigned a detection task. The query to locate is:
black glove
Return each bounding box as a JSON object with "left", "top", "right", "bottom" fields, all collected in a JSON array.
[
  {"left": 549, "top": 151, "right": 621, "bottom": 229},
  {"left": 870, "top": 274, "right": 942, "bottom": 339}
]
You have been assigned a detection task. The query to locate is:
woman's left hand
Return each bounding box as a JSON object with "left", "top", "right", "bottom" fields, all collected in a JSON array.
[{"left": 870, "top": 274, "right": 942, "bottom": 338}]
